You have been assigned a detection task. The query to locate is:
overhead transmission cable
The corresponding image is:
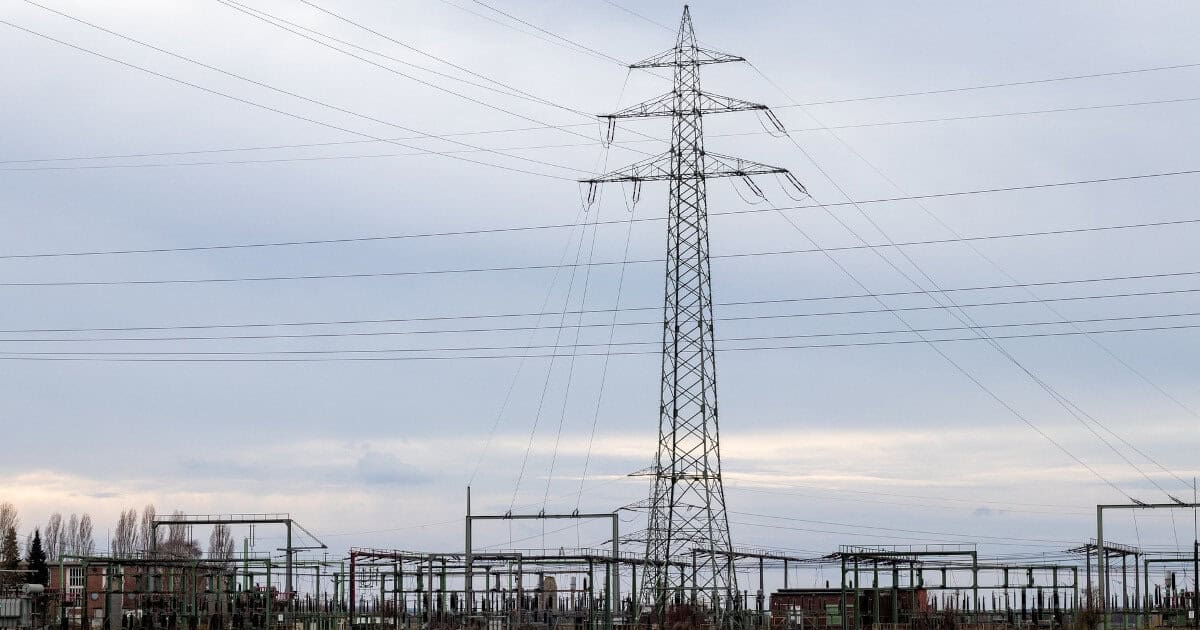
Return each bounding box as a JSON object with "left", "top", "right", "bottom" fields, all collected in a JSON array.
[
  {"left": 507, "top": 187, "right": 595, "bottom": 511},
  {"left": 9, "top": 93, "right": 1200, "bottom": 171},
  {"left": 540, "top": 200, "right": 604, "bottom": 509},
  {"left": 439, "top": 0, "right": 622, "bottom": 67},
  {"left": 6, "top": 282, "right": 1200, "bottom": 341},
  {"left": 470, "top": 0, "right": 1200, "bottom": 118},
  {"left": 545, "top": 73, "right": 635, "bottom": 514},
  {"left": 18, "top": 2, "right": 589, "bottom": 177},
  {"left": 753, "top": 62, "right": 1200, "bottom": 495},
  {"left": 727, "top": 509, "right": 1082, "bottom": 546},
  {"left": 577, "top": 193, "right": 640, "bottom": 512},
  {"left": 761, "top": 110, "right": 1166, "bottom": 503},
  {"left": 465, "top": 202, "right": 592, "bottom": 487},
  {"left": 297, "top": 0, "right": 588, "bottom": 119},
  {"left": 750, "top": 64, "right": 1189, "bottom": 501},
  {"left": 724, "top": 482, "right": 1094, "bottom": 517},
  {"left": 0, "top": 17, "right": 575, "bottom": 180},
  {"left": 509, "top": 72, "right": 630, "bottom": 511},
  {"left": 754, "top": 204, "right": 1137, "bottom": 500},
  {"left": 215, "top": 0, "right": 658, "bottom": 155},
  {"left": 6, "top": 167, "right": 1200, "bottom": 260},
  {"left": 464, "top": 0, "right": 631, "bottom": 67},
  {"left": 12, "top": 239, "right": 1200, "bottom": 287},
  {"left": 9, "top": 320, "right": 1200, "bottom": 362},
  {"left": 281, "top": 0, "right": 668, "bottom": 152}
]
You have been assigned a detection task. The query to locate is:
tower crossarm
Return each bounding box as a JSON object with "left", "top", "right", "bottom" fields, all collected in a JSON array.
[
  {"left": 583, "top": 151, "right": 790, "bottom": 184},
  {"left": 602, "top": 91, "right": 768, "bottom": 120},
  {"left": 631, "top": 45, "right": 745, "bottom": 69}
]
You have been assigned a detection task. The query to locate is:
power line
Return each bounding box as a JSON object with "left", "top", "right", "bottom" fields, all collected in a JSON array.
[
  {"left": 6, "top": 166, "right": 1200, "bottom": 261},
  {"left": 725, "top": 481, "right": 1093, "bottom": 516},
  {"left": 765, "top": 67, "right": 1200, "bottom": 496},
  {"left": 748, "top": 116, "right": 1137, "bottom": 500},
  {"left": 4, "top": 281, "right": 1199, "bottom": 339},
  {"left": 0, "top": 14, "right": 576, "bottom": 180},
  {"left": 214, "top": 0, "right": 633, "bottom": 156},
  {"left": 22, "top": 0, "right": 597, "bottom": 170},
  {"left": 465, "top": 0, "right": 630, "bottom": 67},
  {"left": 8, "top": 310, "right": 1200, "bottom": 354},
  {"left": 230, "top": 0, "right": 668, "bottom": 155},
  {"left": 758, "top": 64, "right": 1189, "bottom": 500},
  {"left": 782, "top": 62, "right": 1200, "bottom": 108},
  {"left": 439, "top": 0, "right": 622, "bottom": 67},
  {"left": 597, "top": 0, "right": 673, "bottom": 33},
  {"left": 297, "top": 0, "right": 589, "bottom": 119},
  {"left": 4, "top": 320, "right": 1200, "bottom": 361},
  {"left": 728, "top": 510, "right": 1083, "bottom": 546},
  {"left": 9, "top": 231, "right": 1200, "bottom": 288},
  {"left": 475, "top": 0, "right": 1200, "bottom": 114},
  {"left": 4, "top": 208, "right": 1199, "bottom": 264},
  {"left": 0, "top": 124, "right": 574, "bottom": 165},
  {"left": 9, "top": 92, "right": 1200, "bottom": 169}
]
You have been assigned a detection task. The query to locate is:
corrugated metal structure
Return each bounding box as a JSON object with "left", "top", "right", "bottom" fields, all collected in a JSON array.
[{"left": 0, "top": 597, "right": 32, "bottom": 629}]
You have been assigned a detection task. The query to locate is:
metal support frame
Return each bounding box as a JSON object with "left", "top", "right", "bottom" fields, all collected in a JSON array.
[
  {"left": 1096, "top": 502, "right": 1200, "bottom": 630},
  {"left": 150, "top": 513, "right": 326, "bottom": 600},
  {"left": 463, "top": 500, "right": 620, "bottom": 621}
]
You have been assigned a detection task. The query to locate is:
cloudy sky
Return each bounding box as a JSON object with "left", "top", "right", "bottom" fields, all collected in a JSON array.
[{"left": 4, "top": 0, "right": 1200, "bottom": 592}]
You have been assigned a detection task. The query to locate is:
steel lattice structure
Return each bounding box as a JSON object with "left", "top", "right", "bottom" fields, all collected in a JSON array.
[{"left": 584, "top": 6, "right": 804, "bottom": 624}]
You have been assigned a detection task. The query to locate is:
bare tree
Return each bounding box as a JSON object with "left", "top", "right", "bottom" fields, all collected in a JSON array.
[
  {"left": 45, "top": 513, "right": 63, "bottom": 561},
  {"left": 0, "top": 503, "right": 18, "bottom": 541},
  {"left": 76, "top": 514, "right": 94, "bottom": 556},
  {"left": 64, "top": 514, "right": 79, "bottom": 556},
  {"left": 208, "top": 524, "right": 235, "bottom": 565},
  {"left": 158, "top": 510, "right": 200, "bottom": 559},
  {"left": 165, "top": 510, "right": 187, "bottom": 547},
  {"left": 1, "top": 525, "right": 18, "bottom": 587},
  {"left": 112, "top": 509, "right": 138, "bottom": 557},
  {"left": 138, "top": 504, "right": 161, "bottom": 554}
]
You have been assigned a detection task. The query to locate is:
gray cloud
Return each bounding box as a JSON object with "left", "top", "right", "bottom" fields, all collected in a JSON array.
[
  {"left": 354, "top": 451, "right": 429, "bottom": 486},
  {"left": 1, "top": 1, "right": 1199, "bottom": 575}
]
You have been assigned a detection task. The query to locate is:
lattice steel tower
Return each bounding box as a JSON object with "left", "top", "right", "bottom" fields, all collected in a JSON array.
[{"left": 584, "top": 5, "right": 805, "bottom": 624}]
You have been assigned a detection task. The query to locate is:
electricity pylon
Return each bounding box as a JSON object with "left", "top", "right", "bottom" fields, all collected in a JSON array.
[{"left": 583, "top": 5, "right": 805, "bottom": 626}]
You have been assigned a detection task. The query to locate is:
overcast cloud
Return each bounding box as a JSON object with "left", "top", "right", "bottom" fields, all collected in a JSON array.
[{"left": 3, "top": 0, "right": 1200, "bottom": 591}]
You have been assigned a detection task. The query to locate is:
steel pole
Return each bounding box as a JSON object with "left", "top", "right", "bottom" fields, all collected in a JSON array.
[
  {"left": 465, "top": 488, "right": 472, "bottom": 616},
  {"left": 1099, "top": 507, "right": 1107, "bottom": 630},
  {"left": 286, "top": 521, "right": 293, "bottom": 599},
  {"left": 611, "top": 514, "right": 619, "bottom": 619}
]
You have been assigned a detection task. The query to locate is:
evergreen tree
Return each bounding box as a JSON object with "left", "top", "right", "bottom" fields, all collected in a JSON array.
[
  {"left": 0, "top": 525, "right": 17, "bottom": 586},
  {"left": 26, "top": 529, "right": 48, "bottom": 585}
]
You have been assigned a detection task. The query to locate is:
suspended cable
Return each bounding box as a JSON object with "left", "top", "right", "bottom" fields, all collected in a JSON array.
[
  {"left": 781, "top": 62, "right": 1200, "bottom": 108},
  {"left": 466, "top": 200, "right": 592, "bottom": 487},
  {"left": 0, "top": 17, "right": 577, "bottom": 180},
  {"left": 577, "top": 200, "right": 639, "bottom": 511},
  {"left": 216, "top": 0, "right": 654, "bottom": 155},
  {"left": 766, "top": 185, "right": 1136, "bottom": 499},
  {"left": 6, "top": 284, "right": 1200, "bottom": 341},
  {"left": 8, "top": 290, "right": 1200, "bottom": 347},
  {"left": 10, "top": 93, "right": 1200, "bottom": 171},
  {"left": 754, "top": 64, "right": 1187, "bottom": 502},
  {"left": 5, "top": 320, "right": 1200, "bottom": 360},
  {"left": 755, "top": 61, "right": 1200, "bottom": 494},
  {"left": 7, "top": 167, "right": 1200, "bottom": 260}
]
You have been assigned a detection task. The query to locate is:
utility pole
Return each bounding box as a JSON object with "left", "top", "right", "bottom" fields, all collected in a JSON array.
[{"left": 584, "top": 5, "right": 803, "bottom": 627}]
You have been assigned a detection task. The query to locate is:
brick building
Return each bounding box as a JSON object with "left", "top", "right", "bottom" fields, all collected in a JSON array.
[{"left": 771, "top": 587, "right": 931, "bottom": 630}]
